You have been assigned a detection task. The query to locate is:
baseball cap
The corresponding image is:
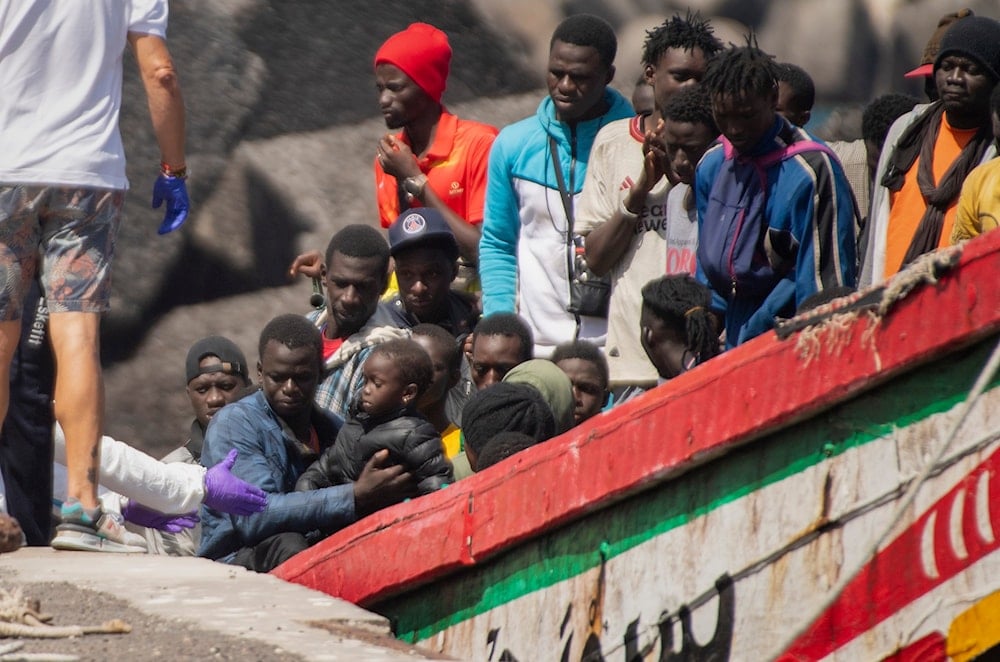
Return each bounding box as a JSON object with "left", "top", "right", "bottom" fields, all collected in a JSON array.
[
  {"left": 387, "top": 208, "right": 459, "bottom": 259},
  {"left": 905, "top": 9, "right": 974, "bottom": 78},
  {"left": 185, "top": 336, "right": 249, "bottom": 384}
]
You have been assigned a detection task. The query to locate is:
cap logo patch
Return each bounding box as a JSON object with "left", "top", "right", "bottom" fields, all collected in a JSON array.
[{"left": 402, "top": 213, "right": 426, "bottom": 234}]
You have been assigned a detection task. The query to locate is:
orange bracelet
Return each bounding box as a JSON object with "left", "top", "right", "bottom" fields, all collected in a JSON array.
[{"left": 160, "top": 162, "right": 188, "bottom": 179}]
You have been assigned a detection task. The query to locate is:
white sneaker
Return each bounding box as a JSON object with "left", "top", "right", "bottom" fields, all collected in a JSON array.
[{"left": 51, "top": 501, "right": 147, "bottom": 553}]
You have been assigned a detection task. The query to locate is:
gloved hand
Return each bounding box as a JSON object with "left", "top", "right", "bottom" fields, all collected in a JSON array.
[
  {"left": 151, "top": 174, "right": 190, "bottom": 235},
  {"left": 122, "top": 500, "right": 199, "bottom": 533},
  {"left": 203, "top": 449, "right": 268, "bottom": 516}
]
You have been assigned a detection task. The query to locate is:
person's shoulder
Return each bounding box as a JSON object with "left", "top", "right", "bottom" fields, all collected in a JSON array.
[
  {"left": 213, "top": 390, "right": 263, "bottom": 421},
  {"left": 592, "top": 116, "right": 638, "bottom": 146},
  {"left": 372, "top": 296, "right": 410, "bottom": 329},
  {"left": 966, "top": 156, "right": 1000, "bottom": 187},
  {"left": 453, "top": 115, "right": 500, "bottom": 139},
  {"left": 496, "top": 112, "right": 545, "bottom": 143},
  {"left": 304, "top": 308, "right": 324, "bottom": 326}
]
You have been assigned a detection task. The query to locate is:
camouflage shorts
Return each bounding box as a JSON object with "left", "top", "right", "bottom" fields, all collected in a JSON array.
[{"left": 0, "top": 185, "right": 122, "bottom": 320}]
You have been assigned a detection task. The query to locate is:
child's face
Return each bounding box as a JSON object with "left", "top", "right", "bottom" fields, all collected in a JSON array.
[{"left": 360, "top": 352, "right": 414, "bottom": 417}]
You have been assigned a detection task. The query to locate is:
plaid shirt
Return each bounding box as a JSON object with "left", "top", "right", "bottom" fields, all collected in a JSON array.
[{"left": 307, "top": 309, "right": 410, "bottom": 420}]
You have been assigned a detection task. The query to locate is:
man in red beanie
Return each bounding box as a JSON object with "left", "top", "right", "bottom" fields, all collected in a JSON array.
[{"left": 373, "top": 22, "right": 498, "bottom": 264}]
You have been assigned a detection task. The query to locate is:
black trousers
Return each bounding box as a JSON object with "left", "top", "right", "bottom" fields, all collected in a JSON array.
[
  {"left": 231, "top": 532, "right": 310, "bottom": 573},
  {"left": 0, "top": 283, "right": 54, "bottom": 546}
]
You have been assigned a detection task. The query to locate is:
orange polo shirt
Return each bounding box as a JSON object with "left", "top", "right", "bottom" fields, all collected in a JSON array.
[
  {"left": 884, "top": 114, "right": 978, "bottom": 279},
  {"left": 374, "top": 110, "right": 498, "bottom": 228}
]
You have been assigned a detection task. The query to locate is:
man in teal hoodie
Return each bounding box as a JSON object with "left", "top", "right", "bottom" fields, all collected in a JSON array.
[{"left": 479, "top": 14, "right": 633, "bottom": 358}]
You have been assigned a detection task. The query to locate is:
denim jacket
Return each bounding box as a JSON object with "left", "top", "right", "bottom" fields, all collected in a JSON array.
[{"left": 197, "top": 390, "right": 352, "bottom": 562}]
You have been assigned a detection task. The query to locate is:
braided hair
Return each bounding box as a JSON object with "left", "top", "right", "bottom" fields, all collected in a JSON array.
[{"left": 640, "top": 275, "right": 719, "bottom": 364}]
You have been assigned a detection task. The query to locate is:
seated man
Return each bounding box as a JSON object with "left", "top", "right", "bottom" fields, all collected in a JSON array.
[
  {"left": 305, "top": 225, "right": 409, "bottom": 420},
  {"left": 457, "top": 382, "right": 556, "bottom": 477},
  {"left": 640, "top": 275, "right": 719, "bottom": 381},
  {"left": 169, "top": 336, "right": 252, "bottom": 464},
  {"left": 139, "top": 335, "right": 254, "bottom": 555},
  {"left": 411, "top": 324, "right": 463, "bottom": 458},
  {"left": 372, "top": 208, "right": 478, "bottom": 338},
  {"left": 446, "top": 312, "right": 535, "bottom": 425},
  {"left": 198, "top": 313, "right": 416, "bottom": 573},
  {"left": 550, "top": 340, "right": 609, "bottom": 426}
]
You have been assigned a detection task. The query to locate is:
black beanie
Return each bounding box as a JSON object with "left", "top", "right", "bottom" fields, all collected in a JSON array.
[
  {"left": 934, "top": 15, "right": 1000, "bottom": 82},
  {"left": 185, "top": 336, "right": 249, "bottom": 384},
  {"left": 461, "top": 383, "right": 556, "bottom": 455}
]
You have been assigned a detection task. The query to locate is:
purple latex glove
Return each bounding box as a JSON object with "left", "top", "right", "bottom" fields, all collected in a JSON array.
[
  {"left": 203, "top": 449, "right": 268, "bottom": 516},
  {"left": 151, "top": 174, "right": 190, "bottom": 234},
  {"left": 122, "top": 500, "right": 199, "bottom": 533}
]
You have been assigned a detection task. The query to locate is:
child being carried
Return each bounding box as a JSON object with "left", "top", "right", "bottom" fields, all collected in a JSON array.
[{"left": 296, "top": 339, "right": 453, "bottom": 495}]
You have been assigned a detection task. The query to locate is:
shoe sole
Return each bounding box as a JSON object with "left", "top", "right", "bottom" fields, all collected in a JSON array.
[{"left": 51, "top": 524, "right": 147, "bottom": 554}]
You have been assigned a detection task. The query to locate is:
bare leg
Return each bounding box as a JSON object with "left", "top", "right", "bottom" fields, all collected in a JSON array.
[
  {"left": 47, "top": 311, "right": 102, "bottom": 510},
  {"left": 0, "top": 320, "right": 20, "bottom": 427}
]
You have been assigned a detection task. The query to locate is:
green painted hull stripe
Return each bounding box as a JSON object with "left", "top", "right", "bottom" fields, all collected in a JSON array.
[{"left": 381, "top": 341, "right": 1000, "bottom": 643}]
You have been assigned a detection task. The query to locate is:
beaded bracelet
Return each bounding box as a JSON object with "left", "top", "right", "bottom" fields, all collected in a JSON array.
[{"left": 160, "top": 162, "right": 188, "bottom": 179}]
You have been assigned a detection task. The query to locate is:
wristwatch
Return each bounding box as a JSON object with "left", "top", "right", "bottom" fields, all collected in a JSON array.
[{"left": 402, "top": 173, "right": 428, "bottom": 199}]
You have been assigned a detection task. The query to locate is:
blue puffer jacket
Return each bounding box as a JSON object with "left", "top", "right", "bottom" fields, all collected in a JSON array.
[{"left": 197, "top": 390, "right": 351, "bottom": 562}]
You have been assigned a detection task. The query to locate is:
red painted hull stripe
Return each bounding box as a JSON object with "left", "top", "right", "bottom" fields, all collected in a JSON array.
[{"left": 273, "top": 231, "right": 1000, "bottom": 608}]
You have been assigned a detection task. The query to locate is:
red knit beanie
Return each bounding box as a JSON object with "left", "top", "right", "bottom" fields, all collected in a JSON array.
[{"left": 374, "top": 23, "right": 451, "bottom": 103}]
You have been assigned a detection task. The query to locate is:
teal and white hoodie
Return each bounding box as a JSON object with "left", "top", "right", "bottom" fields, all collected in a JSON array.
[{"left": 479, "top": 89, "right": 633, "bottom": 356}]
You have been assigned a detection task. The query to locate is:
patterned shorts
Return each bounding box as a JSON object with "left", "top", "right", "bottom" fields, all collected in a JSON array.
[{"left": 0, "top": 185, "right": 123, "bottom": 320}]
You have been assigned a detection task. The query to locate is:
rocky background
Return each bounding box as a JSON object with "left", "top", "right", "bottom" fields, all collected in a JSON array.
[{"left": 103, "top": 0, "right": 1000, "bottom": 456}]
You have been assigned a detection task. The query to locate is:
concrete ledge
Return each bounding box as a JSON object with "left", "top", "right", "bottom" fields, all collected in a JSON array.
[{"left": 0, "top": 548, "right": 443, "bottom": 661}]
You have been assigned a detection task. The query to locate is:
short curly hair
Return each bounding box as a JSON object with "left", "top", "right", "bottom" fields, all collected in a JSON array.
[
  {"left": 369, "top": 338, "right": 433, "bottom": 397},
  {"left": 258, "top": 314, "right": 323, "bottom": 366},
  {"left": 473, "top": 313, "right": 534, "bottom": 362},
  {"left": 662, "top": 86, "right": 718, "bottom": 134},
  {"left": 776, "top": 62, "right": 815, "bottom": 112},
  {"left": 324, "top": 224, "right": 390, "bottom": 273},
  {"left": 550, "top": 340, "right": 609, "bottom": 389},
  {"left": 642, "top": 11, "right": 723, "bottom": 67},
  {"left": 860, "top": 93, "right": 920, "bottom": 146},
  {"left": 551, "top": 14, "right": 617, "bottom": 68}
]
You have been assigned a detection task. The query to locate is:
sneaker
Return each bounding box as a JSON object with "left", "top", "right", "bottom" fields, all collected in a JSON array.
[{"left": 51, "top": 499, "right": 147, "bottom": 553}]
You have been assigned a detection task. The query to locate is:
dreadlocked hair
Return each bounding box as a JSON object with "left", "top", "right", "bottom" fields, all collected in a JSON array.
[
  {"left": 642, "top": 11, "right": 723, "bottom": 67},
  {"left": 662, "top": 86, "right": 718, "bottom": 135},
  {"left": 641, "top": 275, "right": 719, "bottom": 364},
  {"left": 702, "top": 34, "right": 778, "bottom": 102}
]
